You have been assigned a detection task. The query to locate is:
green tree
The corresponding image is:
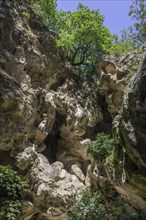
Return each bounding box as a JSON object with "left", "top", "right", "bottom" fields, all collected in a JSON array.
[
  {"left": 128, "top": 0, "right": 146, "bottom": 45},
  {"left": 56, "top": 4, "right": 113, "bottom": 76},
  {"left": 109, "top": 31, "right": 134, "bottom": 55},
  {"left": 31, "top": 0, "right": 57, "bottom": 29}
]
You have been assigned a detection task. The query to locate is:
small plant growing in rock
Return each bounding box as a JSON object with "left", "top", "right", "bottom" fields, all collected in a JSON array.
[
  {"left": 86, "top": 133, "right": 119, "bottom": 162},
  {"left": 105, "top": 152, "right": 121, "bottom": 168},
  {"left": 22, "top": 11, "right": 30, "bottom": 20},
  {"left": 67, "top": 188, "right": 108, "bottom": 220},
  {"left": 0, "top": 165, "right": 30, "bottom": 220}
]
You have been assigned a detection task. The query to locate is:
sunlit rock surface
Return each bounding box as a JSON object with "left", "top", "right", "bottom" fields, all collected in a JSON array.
[
  {"left": 0, "top": 0, "right": 103, "bottom": 218},
  {"left": 97, "top": 52, "right": 144, "bottom": 117}
]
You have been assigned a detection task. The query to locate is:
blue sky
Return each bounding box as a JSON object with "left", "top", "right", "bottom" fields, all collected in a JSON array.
[{"left": 57, "top": 0, "right": 134, "bottom": 36}]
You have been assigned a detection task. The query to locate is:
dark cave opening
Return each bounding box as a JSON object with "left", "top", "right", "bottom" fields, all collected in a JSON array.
[
  {"left": 83, "top": 94, "right": 112, "bottom": 140},
  {"left": 43, "top": 132, "right": 60, "bottom": 164},
  {"left": 43, "top": 112, "right": 65, "bottom": 164},
  {"left": 97, "top": 93, "right": 112, "bottom": 134}
]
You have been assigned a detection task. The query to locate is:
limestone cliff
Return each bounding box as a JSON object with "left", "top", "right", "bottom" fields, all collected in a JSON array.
[
  {"left": 0, "top": 0, "right": 103, "bottom": 218},
  {"left": 113, "top": 54, "right": 146, "bottom": 210},
  {"left": 97, "top": 52, "right": 146, "bottom": 212},
  {"left": 0, "top": 0, "right": 146, "bottom": 219}
]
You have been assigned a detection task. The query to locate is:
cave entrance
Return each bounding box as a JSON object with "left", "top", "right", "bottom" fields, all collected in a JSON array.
[
  {"left": 83, "top": 94, "right": 112, "bottom": 140},
  {"left": 43, "top": 112, "right": 65, "bottom": 164}
]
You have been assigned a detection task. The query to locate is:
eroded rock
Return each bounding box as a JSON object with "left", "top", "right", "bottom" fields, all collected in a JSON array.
[
  {"left": 97, "top": 52, "right": 144, "bottom": 117},
  {"left": 45, "top": 79, "right": 103, "bottom": 170},
  {"left": 113, "top": 54, "right": 146, "bottom": 210},
  {"left": 1, "top": 0, "right": 146, "bottom": 218},
  {"left": 27, "top": 155, "right": 84, "bottom": 209}
]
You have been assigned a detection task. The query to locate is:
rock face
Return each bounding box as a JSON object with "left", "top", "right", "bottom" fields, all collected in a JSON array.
[
  {"left": 0, "top": 0, "right": 103, "bottom": 219},
  {"left": 114, "top": 54, "right": 146, "bottom": 203},
  {"left": 98, "top": 52, "right": 146, "bottom": 211},
  {"left": 45, "top": 79, "right": 103, "bottom": 171},
  {"left": 97, "top": 52, "right": 144, "bottom": 117},
  {"left": 0, "top": 0, "right": 72, "bottom": 155},
  {"left": 0, "top": 0, "right": 146, "bottom": 218}
]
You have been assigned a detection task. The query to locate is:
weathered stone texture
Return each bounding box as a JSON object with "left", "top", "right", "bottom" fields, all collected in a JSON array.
[
  {"left": 0, "top": 0, "right": 103, "bottom": 218},
  {"left": 97, "top": 52, "right": 144, "bottom": 117},
  {"left": 114, "top": 54, "right": 146, "bottom": 199},
  {"left": 0, "top": 0, "right": 146, "bottom": 218}
]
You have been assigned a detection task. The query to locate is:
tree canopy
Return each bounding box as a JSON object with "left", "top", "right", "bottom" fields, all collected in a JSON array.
[
  {"left": 56, "top": 4, "right": 113, "bottom": 76},
  {"left": 109, "top": 30, "right": 134, "bottom": 55},
  {"left": 32, "top": 2, "right": 113, "bottom": 76},
  {"left": 31, "top": 0, "right": 57, "bottom": 29},
  {"left": 128, "top": 0, "right": 146, "bottom": 45},
  {"left": 31, "top": 0, "right": 145, "bottom": 77}
]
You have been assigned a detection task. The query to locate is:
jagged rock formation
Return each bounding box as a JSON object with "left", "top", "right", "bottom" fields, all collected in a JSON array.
[
  {"left": 97, "top": 52, "right": 144, "bottom": 117},
  {"left": 0, "top": 0, "right": 103, "bottom": 219},
  {"left": 113, "top": 54, "right": 146, "bottom": 210},
  {"left": 98, "top": 52, "right": 146, "bottom": 211},
  {"left": 0, "top": 0, "right": 146, "bottom": 219}
]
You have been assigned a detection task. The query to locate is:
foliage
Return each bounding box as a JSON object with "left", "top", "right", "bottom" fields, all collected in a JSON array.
[
  {"left": 31, "top": 0, "right": 57, "bottom": 30},
  {"left": 109, "top": 40, "right": 134, "bottom": 55},
  {"left": 31, "top": 2, "right": 113, "bottom": 77},
  {"left": 67, "top": 188, "right": 108, "bottom": 220},
  {"left": 128, "top": 0, "right": 146, "bottom": 45},
  {"left": 22, "top": 11, "right": 30, "bottom": 20},
  {"left": 31, "top": 0, "right": 145, "bottom": 76},
  {"left": 86, "top": 133, "right": 119, "bottom": 161},
  {"left": 56, "top": 4, "right": 113, "bottom": 76},
  {"left": 106, "top": 153, "right": 119, "bottom": 168},
  {"left": 109, "top": 32, "right": 135, "bottom": 55},
  {"left": 4, "top": 200, "right": 22, "bottom": 220},
  {"left": 0, "top": 165, "right": 29, "bottom": 199},
  {"left": 0, "top": 165, "right": 29, "bottom": 220}
]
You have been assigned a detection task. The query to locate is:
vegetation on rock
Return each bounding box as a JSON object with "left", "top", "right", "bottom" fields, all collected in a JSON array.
[
  {"left": 128, "top": 0, "right": 146, "bottom": 46},
  {"left": 0, "top": 165, "right": 29, "bottom": 220},
  {"left": 1, "top": 0, "right": 146, "bottom": 218},
  {"left": 109, "top": 32, "right": 135, "bottom": 55},
  {"left": 31, "top": 0, "right": 57, "bottom": 29},
  {"left": 32, "top": 1, "right": 144, "bottom": 76},
  {"left": 86, "top": 133, "right": 119, "bottom": 162},
  {"left": 67, "top": 188, "right": 108, "bottom": 220},
  {"left": 56, "top": 4, "right": 113, "bottom": 76},
  {"left": 66, "top": 187, "right": 146, "bottom": 220}
]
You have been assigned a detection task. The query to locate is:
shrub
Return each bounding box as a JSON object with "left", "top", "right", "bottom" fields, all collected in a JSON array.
[
  {"left": 0, "top": 165, "right": 29, "bottom": 199},
  {"left": 86, "top": 133, "right": 119, "bottom": 162},
  {"left": 4, "top": 200, "right": 22, "bottom": 220},
  {"left": 0, "top": 165, "right": 29, "bottom": 220},
  {"left": 67, "top": 188, "right": 108, "bottom": 220}
]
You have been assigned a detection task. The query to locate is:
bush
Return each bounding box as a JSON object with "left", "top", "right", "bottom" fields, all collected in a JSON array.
[
  {"left": 67, "top": 188, "right": 108, "bottom": 220},
  {"left": 4, "top": 200, "right": 22, "bottom": 220},
  {"left": 0, "top": 165, "right": 29, "bottom": 199},
  {"left": 86, "top": 133, "right": 119, "bottom": 162},
  {"left": 0, "top": 165, "right": 29, "bottom": 220}
]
